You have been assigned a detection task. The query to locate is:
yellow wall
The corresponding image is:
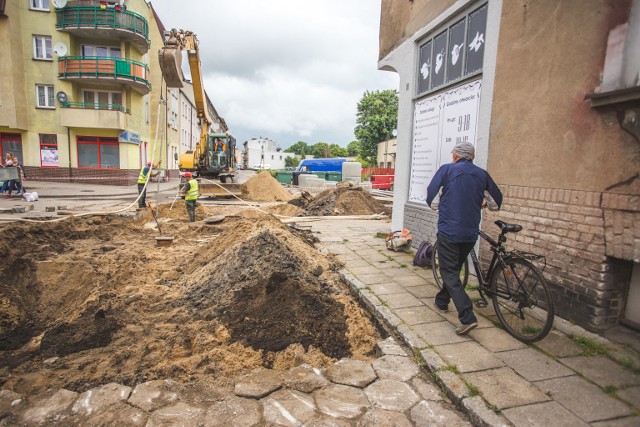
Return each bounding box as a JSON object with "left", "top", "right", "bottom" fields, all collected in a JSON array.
[{"left": 0, "top": 0, "right": 28, "bottom": 130}]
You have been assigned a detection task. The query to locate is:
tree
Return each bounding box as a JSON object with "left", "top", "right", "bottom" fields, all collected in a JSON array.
[
  {"left": 285, "top": 156, "right": 300, "bottom": 167},
  {"left": 354, "top": 89, "right": 398, "bottom": 164},
  {"left": 311, "top": 142, "right": 331, "bottom": 158},
  {"left": 285, "top": 141, "right": 310, "bottom": 156},
  {"left": 329, "top": 144, "right": 348, "bottom": 158},
  {"left": 347, "top": 140, "right": 360, "bottom": 157}
]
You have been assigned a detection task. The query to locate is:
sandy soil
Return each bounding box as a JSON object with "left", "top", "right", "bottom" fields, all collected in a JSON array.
[{"left": 0, "top": 177, "right": 391, "bottom": 396}]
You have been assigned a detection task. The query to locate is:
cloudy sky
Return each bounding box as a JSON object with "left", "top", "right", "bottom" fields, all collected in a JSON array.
[{"left": 149, "top": 0, "right": 399, "bottom": 149}]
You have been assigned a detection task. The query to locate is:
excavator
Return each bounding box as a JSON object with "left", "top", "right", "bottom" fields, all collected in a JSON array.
[{"left": 158, "top": 29, "right": 240, "bottom": 196}]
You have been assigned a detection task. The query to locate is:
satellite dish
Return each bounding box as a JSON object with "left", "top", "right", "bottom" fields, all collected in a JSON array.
[
  {"left": 53, "top": 42, "right": 67, "bottom": 57},
  {"left": 56, "top": 91, "right": 68, "bottom": 104},
  {"left": 53, "top": 0, "right": 67, "bottom": 8}
]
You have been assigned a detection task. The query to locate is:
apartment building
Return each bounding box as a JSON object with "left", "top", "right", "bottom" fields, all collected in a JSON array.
[
  {"left": 0, "top": 0, "right": 222, "bottom": 184},
  {"left": 242, "top": 137, "right": 292, "bottom": 170},
  {"left": 379, "top": 0, "right": 640, "bottom": 332}
]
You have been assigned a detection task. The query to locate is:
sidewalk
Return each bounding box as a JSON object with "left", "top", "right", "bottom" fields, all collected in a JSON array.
[{"left": 309, "top": 218, "right": 640, "bottom": 426}]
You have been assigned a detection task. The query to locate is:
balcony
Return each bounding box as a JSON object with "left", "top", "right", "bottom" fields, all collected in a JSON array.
[
  {"left": 60, "top": 102, "right": 128, "bottom": 129},
  {"left": 58, "top": 56, "right": 151, "bottom": 94},
  {"left": 56, "top": 5, "right": 149, "bottom": 54}
]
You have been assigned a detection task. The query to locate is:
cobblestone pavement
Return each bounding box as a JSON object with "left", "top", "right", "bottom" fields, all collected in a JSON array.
[{"left": 1, "top": 183, "right": 639, "bottom": 426}]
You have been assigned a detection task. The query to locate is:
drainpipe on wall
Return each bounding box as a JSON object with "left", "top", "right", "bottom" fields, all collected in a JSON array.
[{"left": 67, "top": 126, "right": 72, "bottom": 180}]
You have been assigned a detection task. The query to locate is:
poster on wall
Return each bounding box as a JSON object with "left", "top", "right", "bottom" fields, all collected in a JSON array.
[
  {"left": 40, "top": 148, "right": 59, "bottom": 167},
  {"left": 408, "top": 79, "right": 482, "bottom": 205}
]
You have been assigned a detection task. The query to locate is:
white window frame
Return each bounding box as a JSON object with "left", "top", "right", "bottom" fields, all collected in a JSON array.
[
  {"left": 36, "top": 84, "right": 55, "bottom": 109},
  {"left": 81, "top": 44, "right": 121, "bottom": 58},
  {"left": 33, "top": 35, "right": 52, "bottom": 60},
  {"left": 30, "top": 0, "right": 50, "bottom": 11}
]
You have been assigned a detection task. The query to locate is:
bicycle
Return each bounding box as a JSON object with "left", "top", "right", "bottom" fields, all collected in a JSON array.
[{"left": 431, "top": 220, "right": 554, "bottom": 343}]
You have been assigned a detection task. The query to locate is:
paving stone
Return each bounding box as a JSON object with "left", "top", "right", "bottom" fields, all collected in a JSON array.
[
  {"left": 357, "top": 409, "right": 412, "bottom": 427},
  {"left": 461, "top": 396, "right": 510, "bottom": 427},
  {"left": 356, "top": 273, "right": 390, "bottom": 285},
  {"left": 432, "top": 307, "right": 495, "bottom": 330},
  {"left": 592, "top": 416, "right": 640, "bottom": 427},
  {"left": 234, "top": 368, "right": 283, "bottom": 399},
  {"left": 372, "top": 355, "right": 420, "bottom": 382},
  {"left": 282, "top": 364, "right": 329, "bottom": 393},
  {"left": 128, "top": 380, "right": 180, "bottom": 412},
  {"left": 617, "top": 386, "right": 640, "bottom": 408},
  {"left": 396, "top": 323, "right": 429, "bottom": 349},
  {"left": 365, "top": 379, "right": 419, "bottom": 411},
  {"left": 395, "top": 306, "right": 443, "bottom": 325},
  {"left": 409, "top": 400, "right": 471, "bottom": 426},
  {"left": 375, "top": 337, "right": 409, "bottom": 357},
  {"left": 405, "top": 285, "right": 439, "bottom": 299},
  {"left": 377, "top": 304, "right": 403, "bottom": 329},
  {"left": 262, "top": 389, "right": 316, "bottom": 426},
  {"left": 145, "top": 402, "right": 205, "bottom": 427},
  {"left": 203, "top": 396, "right": 262, "bottom": 426},
  {"left": 470, "top": 327, "right": 527, "bottom": 352},
  {"left": 534, "top": 330, "right": 583, "bottom": 357},
  {"left": 502, "top": 401, "right": 589, "bottom": 427},
  {"left": 19, "top": 389, "right": 77, "bottom": 426},
  {"left": 382, "top": 268, "right": 420, "bottom": 279},
  {"left": 71, "top": 382, "right": 132, "bottom": 416},
  {"left": 411, "top": 376, "right": 443, "bottom": 401},
  {"left": 497, "top": 348, "right": 573, "bottom": 381},
  {"left": 379, "top": 292, "right": 423, "bottom": 309},
  {"left": 303, "top": 414, "right": 353, "bottom": 426},
  {"left": 325, "top": 359, "right": 377, "bottom": 388},
  {"left": 393, "top": 275, "right": 430, "bottom": 287},
  {"left": 536, "top": 375, "right": 632, "bottom": 422},
  {"left": 412, "top": 321, "right": 472, "bottom": 346},
  {"left": 560, "top": 355, "right": 640, "bottom": 388},
  {"left": 314, "top": 384, "right": 369, "bottom": 419},
  {"left": 464, "top": 367, "right": 550, "bottom": 410},
  {"left": 435, "top": 370, "right": 469, "bottom": 404},
  {"left": 344, "top": 260, "right": 371, "bottom": 270},
  {"left": 435, "top": 341, "right": 505, "bottom": 373},
  {"left": 369, "top": 283, "right": 406, "bottom": 295},
  {"left": 75, "top": 401, "right": 148, "bottom": 426}
]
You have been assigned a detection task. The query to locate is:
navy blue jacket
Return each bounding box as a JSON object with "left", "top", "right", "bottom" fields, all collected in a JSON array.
[{"left": 426, "top": 159, "right": 502, "bottom": 243}]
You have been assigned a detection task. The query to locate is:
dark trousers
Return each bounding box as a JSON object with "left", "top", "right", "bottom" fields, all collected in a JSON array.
[
  {"left": 185, "top": 200, "right": 196, "bottom": 222},
  {"left": 137, "top": 183, "right": 146, "bottom": 207},
  {"left": 435, "top": 233, "right": 477, "bottom": 325}
]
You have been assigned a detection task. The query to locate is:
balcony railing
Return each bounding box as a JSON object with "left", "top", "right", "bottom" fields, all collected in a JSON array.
[
  {"left": 61, "top": 102, "right": 130, "bottom": 114},
  {"left": 58, "top": 56, "right": 151, "bottom": 93},
  {"left": 56, "top": 6, "right": 149, "bottom": 52}
]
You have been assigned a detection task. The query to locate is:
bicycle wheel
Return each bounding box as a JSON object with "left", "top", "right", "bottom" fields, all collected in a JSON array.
[
  {"left": 490, "top": 258, "right": 554, "bottom": 343},
  {"left": 432, "top": 240, "right": 469, "bottom": 289}
]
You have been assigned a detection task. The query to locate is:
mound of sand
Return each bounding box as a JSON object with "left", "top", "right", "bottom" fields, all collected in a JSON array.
[
  {"left": 241, "top": 171, "right": 293, "bottom": 202},
  {"left": 304, "top": 187, "right": 389, "bottom": 216}
]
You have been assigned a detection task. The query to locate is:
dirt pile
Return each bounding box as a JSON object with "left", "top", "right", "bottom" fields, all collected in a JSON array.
[
  {"left": 302, "top": 187, "right": 390, "bottom": 216},
  {"left": 240, "top": 171, "right": 292, "bottom": 202},
  {"left": 0, "top": 206, "right": 381, "bottom": 395}
]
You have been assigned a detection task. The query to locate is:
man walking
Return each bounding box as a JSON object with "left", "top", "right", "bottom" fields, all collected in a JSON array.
[
  {"left": 182, "top": 171, "right": 199, "bottom": 222},
  {"left": 137, "top": 160, "right": 161, "bottom": 208},
  {"left": 426, "top": 142, "right": 502, "bottom": 335}
]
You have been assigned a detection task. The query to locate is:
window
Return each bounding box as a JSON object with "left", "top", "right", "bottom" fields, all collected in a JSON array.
[
  {"left": 77, "top": 136, "right": 119, "bottom": 169},
  {"left": 36, "top": 84, "right": 54, "bottom": 108},
  {"left": 82, "top": 90, "right": 123, "bottom": 111},
  {"left": 81, "top": 45, "right": 121, "bottom": 58},
  {"left": 40, "top": 134, "right": 58, "bottom": 167},
  {"left": 1, "top": 134, "right": 23, "bottom": 165},
  {"left": 30, "top": 0, "right": 49, "bottom": 11},
  {"left": 33, "top": 35, "right": 52, "bottom": 60},
  {"left": 417, "top": 3, "right": 488, "bottom": 94}
]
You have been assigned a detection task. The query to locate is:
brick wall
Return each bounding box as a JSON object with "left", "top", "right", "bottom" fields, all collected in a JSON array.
[{"left": 404, "top": 185, "right": 638, "bottom": 332}]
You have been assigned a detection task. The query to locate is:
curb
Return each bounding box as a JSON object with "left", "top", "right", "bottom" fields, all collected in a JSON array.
[{"left": 339, "top": 269, "right": 511, "bottom": 427}]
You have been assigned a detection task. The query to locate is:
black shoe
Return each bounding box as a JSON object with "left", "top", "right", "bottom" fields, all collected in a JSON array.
[
  {"left": 455, "top": 322, "right": 478, "bottom": 335},
  {"left": 433, "top": 300, "right": 448, "bottom": 314}
]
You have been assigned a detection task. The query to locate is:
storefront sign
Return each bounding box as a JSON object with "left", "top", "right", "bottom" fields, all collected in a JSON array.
[
  {"left": 408, "top": 79, "right": 482, "bottom": 204},
  {"left": 119, "top": 130, "right": 141, "bottom": 145},
  {"left": 40, "top": 148, "right": 59, "bottom": 167}
]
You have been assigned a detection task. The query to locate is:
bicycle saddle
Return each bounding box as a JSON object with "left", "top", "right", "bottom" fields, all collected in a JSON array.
[{"left": 495, "top": 220, "right": 522, "bottom": 233}]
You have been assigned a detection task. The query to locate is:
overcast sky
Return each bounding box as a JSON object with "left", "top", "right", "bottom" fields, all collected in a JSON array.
[{"left": 149, "top": 0, "right": 399, "bottom": 149}]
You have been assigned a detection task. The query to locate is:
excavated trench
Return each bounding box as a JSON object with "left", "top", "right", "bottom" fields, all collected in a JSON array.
[{"left": 0, "top": 201, "right": 385, "bottom": 395}]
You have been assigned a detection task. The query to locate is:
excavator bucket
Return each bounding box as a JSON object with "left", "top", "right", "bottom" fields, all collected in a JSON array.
[{"left": 158, "top": 47, "right": 184, "bottom": 88}]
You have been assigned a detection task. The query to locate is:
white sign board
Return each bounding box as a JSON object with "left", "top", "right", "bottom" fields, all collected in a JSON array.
[
  {"left": 408, "top": 80, "right": 482, "bottom": 204},
  {"left": 119, "top": 130, "right": 141, "bottom": 145}
]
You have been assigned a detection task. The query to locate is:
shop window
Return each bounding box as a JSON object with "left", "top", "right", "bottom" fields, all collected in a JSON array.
[
  {"left": 77, "top": 136, "right": 119, "bottom": 169},
  {"left": 33, "top": 35, "right": 52, "bottom": 60},
  {"left": 36, "top": 84, "right": 55, "bottom": 108},
  {"left": 40, "top": 134, "right": 58, "bottom": 167},
  {"left": 1, "top": 134, "right": 23, "bottom": 165},
  {"left": 417, "top": 2, "right": 488, "bottom": 95},
  {"left": 30, "top": 0, "right": 49, "bottom": 11}
]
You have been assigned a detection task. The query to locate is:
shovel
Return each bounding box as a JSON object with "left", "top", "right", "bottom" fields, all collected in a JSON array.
[{"left": 148, "top": 201, "right": 162, "bottom": 235}]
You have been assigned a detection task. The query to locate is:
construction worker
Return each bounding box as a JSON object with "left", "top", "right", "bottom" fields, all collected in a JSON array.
[
  {"left": 137, "top": 160, "right": 161, "bottom": 208},
  {"left": 182, "top": 171, "right": 199, "bottom": 222}
]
